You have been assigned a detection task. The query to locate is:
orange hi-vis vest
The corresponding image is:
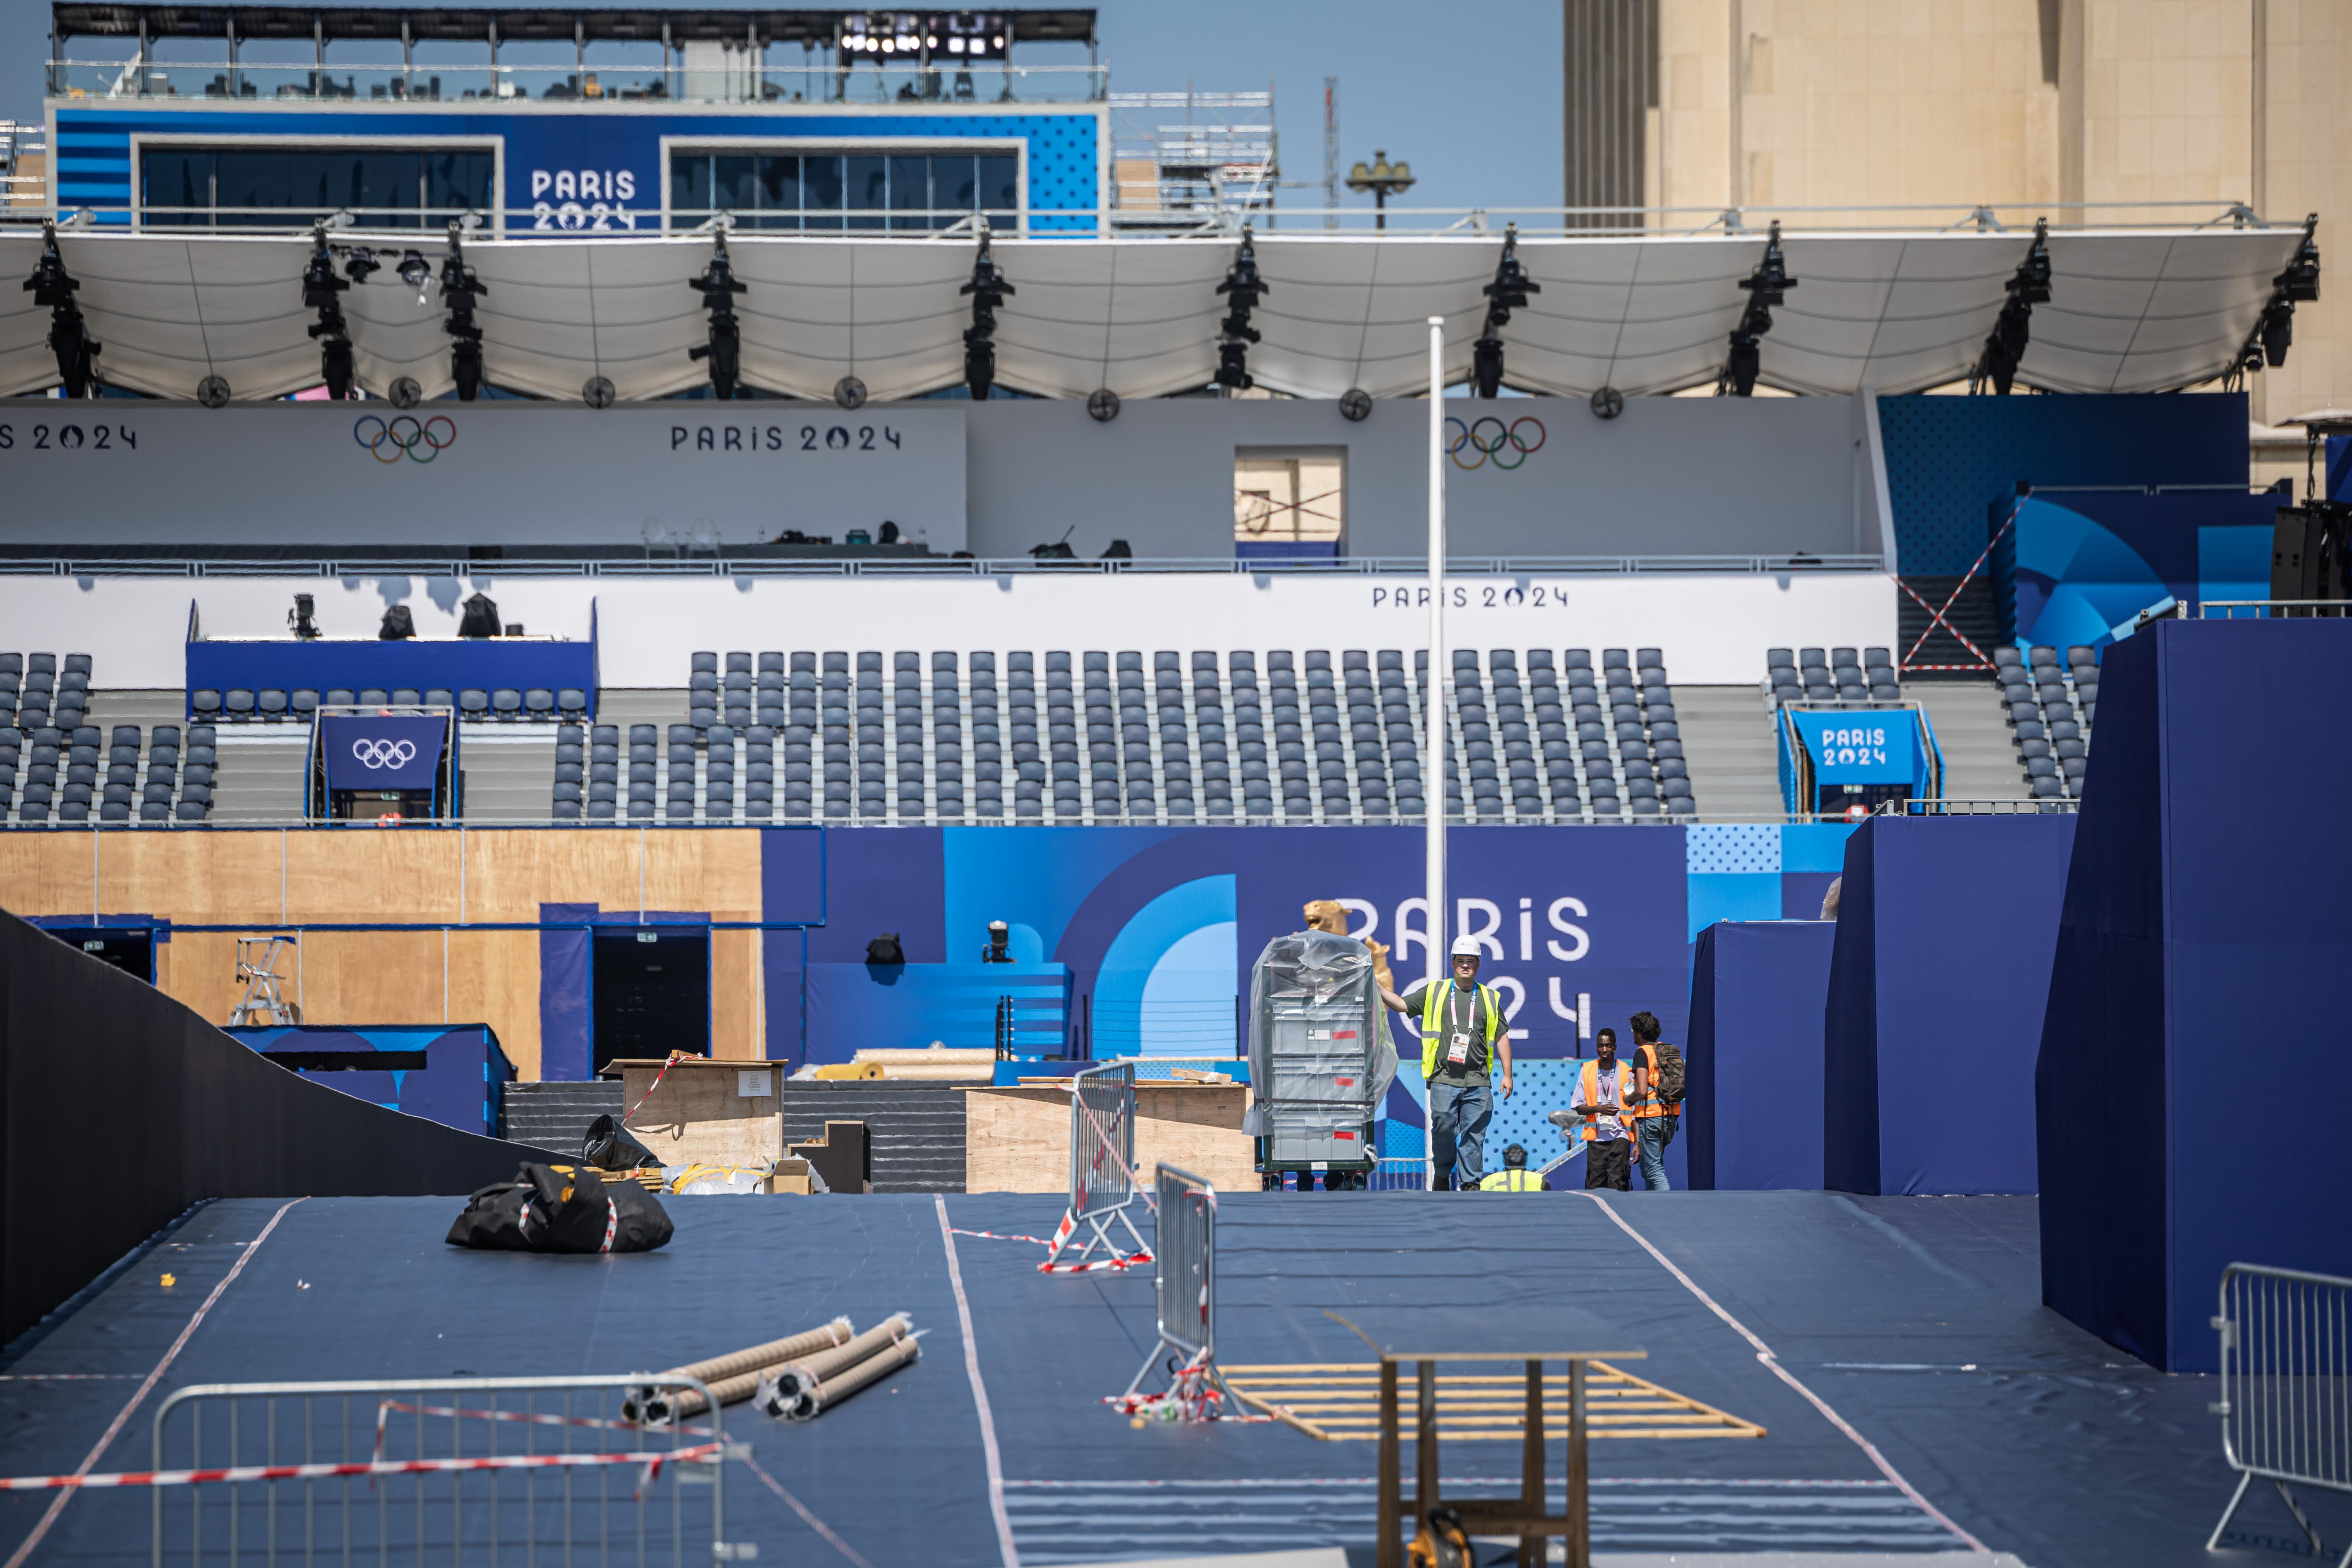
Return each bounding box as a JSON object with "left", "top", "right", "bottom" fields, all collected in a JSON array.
[
  {"left": 1574, "top": 1059, "right": 1635, "bottom": 1143},
  {"left": 1630, "top": 1042, "right": 1679, "bottom": 1120}
]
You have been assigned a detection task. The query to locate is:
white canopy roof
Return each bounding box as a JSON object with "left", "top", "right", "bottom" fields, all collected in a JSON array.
[{"left": 0, "top": 226, "right": 2303, "bottom": 404}]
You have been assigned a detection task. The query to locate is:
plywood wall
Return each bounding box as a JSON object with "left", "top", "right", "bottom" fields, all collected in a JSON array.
[{"left": 0, "top": 828, "right": 768, "bottom": 1079}]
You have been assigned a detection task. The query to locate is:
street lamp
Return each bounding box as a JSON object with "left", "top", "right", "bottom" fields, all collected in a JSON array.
[{"left": 1346, "top": 150, "right": 1415, "bottom": 230}]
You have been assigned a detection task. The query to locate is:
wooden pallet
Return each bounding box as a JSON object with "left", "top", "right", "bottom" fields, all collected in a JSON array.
[{"left": 1216, "top": 1361, "right": 1765, "bottom": 1443}]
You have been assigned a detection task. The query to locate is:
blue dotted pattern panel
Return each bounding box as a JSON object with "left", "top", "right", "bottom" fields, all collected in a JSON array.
[
  {"left": 1687, "top": 823, "right": 1780, "bottom": 874},
  {"left": 1875, "top": 393, "right": 2249, "bottom": 575}
]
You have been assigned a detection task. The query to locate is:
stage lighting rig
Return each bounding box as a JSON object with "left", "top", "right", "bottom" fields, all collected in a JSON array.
[
  {"left": 688, "top": 232, "right": 747, "bottom": 399},
  {"left": 1719, "top": 221, "right": 1797, "bottom": 397},
  {"left": 396, "top": 248, "right": 431, "bottom": 303},
  {"left": 1471, "top": 223, "right": 1539, "bottom": 398},
  {"left": 302, "top": 224, "right": 355, "bottom": 401},
  {"left": 2231, "top": 214, "right": 2321, "bottom": 385},
  {"left": 22, "top": 220, "right": 100, "bottom": 398},
  {"left": 1214, "top": 226, "right": 1269, "bottom": 392},
  {"left": 288, "top": 593, "right": 320, "bottom": 641},
  {"left": 961, "top": 227, "right": 1014, "bottom": 400},
  {"left": 342, "top": 246, "right": 381, "bottom": 284},
  {"left": 438, "top": 224, "right": 488, "bottom": 402},
  {"left": 1971, "top": 217, "right": 2051, "bottom": 396}
]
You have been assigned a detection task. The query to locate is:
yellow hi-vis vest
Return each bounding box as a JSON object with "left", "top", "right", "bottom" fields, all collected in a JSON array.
[
  {"left": 1420, "top": 980, "right": 1504, "bottom": 1079},
  {"left": 1479, "top": 1168, "right": 1546, "bottom": 1191},
  {"left": 1574, "top": 1059, "right": 1636, "bottom": 1142}
]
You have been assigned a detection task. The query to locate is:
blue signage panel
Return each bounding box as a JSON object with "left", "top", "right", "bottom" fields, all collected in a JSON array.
[
  {"left": 321, "top": 714, "right": 447, "bottom": 790},
  {"left": 1791, "top": 711, "right": 1920, "bottom": 785}
]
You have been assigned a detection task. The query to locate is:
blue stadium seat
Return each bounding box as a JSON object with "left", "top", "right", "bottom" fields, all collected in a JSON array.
[
  {"left": 326, "top": 688, "right": 355, "bottom": 707},
  {"left": 190, "top": 690, "right": 221, "bottom": 716},
  {"left": 460, "top": 690, "right": 490, "bottom": 716},
  {"left": 525, "top": 689, "right": 555, "bottom": 716},
  {"left": 360, "top": 689, "right": 389, "bottom": 708},
  {"left": 558, "top": 689, "right": 588, "bottom": 716},
  {"left": 492, "top": 689, "right": 523, "bottom": 717},
  {"left": 392, "top": 688, "right": 421, "bottom": 707}
]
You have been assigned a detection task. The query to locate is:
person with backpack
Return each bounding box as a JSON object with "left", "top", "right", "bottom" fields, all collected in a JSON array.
[{"left": 1627, "top": 1010, "right": 1685, "bottom": 1191}]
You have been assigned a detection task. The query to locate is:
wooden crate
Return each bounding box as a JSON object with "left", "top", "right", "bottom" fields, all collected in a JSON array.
[
  {"left": 602, "top": 1059, "right": 781, "bottom": 1170},
  {"left": 961, "top": 1083, "right": 1254, "bottom": 1194}
]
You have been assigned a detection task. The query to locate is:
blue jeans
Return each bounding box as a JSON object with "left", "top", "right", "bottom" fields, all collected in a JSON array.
[
  {"left": 1428, "top": 1081, "right": 1492, "bottom": 1189},
  {"left": 1636, "top": 1117, "right": 1672, "bottom": 1190}
]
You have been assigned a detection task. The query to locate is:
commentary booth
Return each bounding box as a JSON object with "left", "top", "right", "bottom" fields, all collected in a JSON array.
[
  {"left": 305, "top": 706, "right": 457, "bottom": 821},
  {"left": 1778, "top": 705, "right": 1942, "bottom": 820}
]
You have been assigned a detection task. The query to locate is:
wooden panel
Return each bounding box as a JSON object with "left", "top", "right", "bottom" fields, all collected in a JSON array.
[
  {"left": 284, "top": 833, "right": 462, "bottom": 924},
  {"left": 961, "top": 1084, "right": 1254, "bottom": 1194},
  {"left": 158, "top": 931, "right": 251, "bottom": 1027},
  {"left": 0, "top": 831, "right": 94, "bottom": 917},
  {"left": 447, "top": 930, "right": 543, "bottom": 1080},
  {"left": 458, "top": 830, "right": 649, "bottom": 921},
  {"left": 294, "top": 931, "right": 448, "bottom": 1024},
  {"left": 98, "top": 831, "right": 288, "bottom": 923},
  {"left": 618, "top": 1061, "right": 780, "bottom": 1168},
  {"left": 710, "top": 929, "right": 760, "bottom": 1061}
]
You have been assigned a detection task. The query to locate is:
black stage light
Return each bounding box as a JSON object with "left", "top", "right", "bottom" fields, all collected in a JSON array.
[
  {"left": 23, "top": 220, "right": 100, "bottom": 397},
  {"left": 396, "top": 248, "right": 431, "bottom": 302},
  {"left": 2240, "top": 214, "right": 2321, "bottom": 376},
  {"left": 1971, "top": 218, "right": 2051, "bottom": 395},
  {"left": 302, "top": 224, "right": 355, "bottom": 400},
  {"left": 982, "top": 920, "right": 1012, "bottom": 963},
  {"left": 1214, "top": 225, "right": 1269, "bottom": 392},
  {"left": 1720, "top": 221, "right": 1798, "bottom": 397},
  {"left": 687, "top": 233, "right": 747, "bottom": 398},
  {"left": 961, "top": 229, "right": 1015, "bottom": 401},
  {"left": 438, "top": 224, "right": 488, "bottom": 402},
  {"left": 1472, "top": 223, "right": 1540, "bottom": 398},
  {"left": 289, "top": 593, "right": 319, "bottom": 640},
  {"left": 342, "top": 246, "right": 380, "bottom": 284}
]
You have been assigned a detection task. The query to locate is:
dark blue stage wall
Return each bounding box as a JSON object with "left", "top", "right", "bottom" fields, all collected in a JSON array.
[
  {"left": 2040, "top": 619, "right": 2352, "bottom": 1374},
  {"left": 1687, "top": 921, "right": 1836, "bottom": 1191},
  {"left": 1823, "top": 815, "right": 2074, "bottom": 1197}
]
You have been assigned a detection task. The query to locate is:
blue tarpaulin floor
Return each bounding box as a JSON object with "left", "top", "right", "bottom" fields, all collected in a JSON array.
[{"left": 1, "top": 1190, "right": 2337, "bottom": 1568}]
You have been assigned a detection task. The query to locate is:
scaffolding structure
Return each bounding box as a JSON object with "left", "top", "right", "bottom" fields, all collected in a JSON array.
[{"left": 1108, "top": 89, "right": 1277, "bottom": 229}]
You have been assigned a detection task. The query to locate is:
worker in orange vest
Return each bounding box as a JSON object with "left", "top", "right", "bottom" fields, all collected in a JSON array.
[
  {"left": 1568, "top": 1027, "right": 1637, "bottom": 1190},
  {"left": 1627, "top": 1010, "right": 1683, "bottom": 1191}
]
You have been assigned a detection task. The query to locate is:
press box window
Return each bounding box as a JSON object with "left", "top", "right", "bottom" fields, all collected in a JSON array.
[
  {"left": 669, "top": 150, "right": 1018, "bottom": 231},
  {"left": 139, "top": 146, "right": 495, "bottom": 229},
  {"left": 1236, "top": 449, "right": 1346, "bottom": 561}
]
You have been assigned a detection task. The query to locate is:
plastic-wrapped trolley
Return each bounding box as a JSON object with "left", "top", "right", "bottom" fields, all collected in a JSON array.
[{"left": 1241, "top": 929, "right": 1396, "bottom": 1189}]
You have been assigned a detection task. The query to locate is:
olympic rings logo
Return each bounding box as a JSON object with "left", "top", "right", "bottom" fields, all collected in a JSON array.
[
  {"left": 353, "top": 414, "right": 457, "bottom": 465},
  {"left": 1445, "top": 415, "right": 1546, "bottom": 471},
  {"left": 351, "top": 738, "right": 418, "bottom": 770}
]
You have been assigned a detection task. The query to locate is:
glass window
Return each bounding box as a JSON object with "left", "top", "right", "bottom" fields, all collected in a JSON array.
[
  {"left": 755, "top": 154, "right": 801, "bottom": 230},
  {"left": 714, "top": 154, "right": 757, "bottom": 217},
  {"left": 140, "top": 145, "right": 493, "bottom": 229},
  {"left": 979, "top": 154, "right": 1019, "bottom": 216},
  {"left": 671, "top": 152, "right": 712, "bottom": 219},
  {"left": 845, "top": 155, "right": 886, "bottom": 231},
  {"left": 425, "top": 150, "right": 494, "bottom": 220},
  {"left": 888, "top": 154, "right": 929, "bottom": 231},
  {"left": 938, "top": 155, "right": 978, "bottom": 214},
  {"left": 802, "top": 155, "right": 845, "bottom": 228},
  {"left": 140, "top": 148, "right": 209, "bottom": 227}
]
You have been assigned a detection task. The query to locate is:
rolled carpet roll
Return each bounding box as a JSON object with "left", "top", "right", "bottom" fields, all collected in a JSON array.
[
  {"left": 781, "top": 1334, "right": 921, "bottom": 1421},
  {"left": 753, "top": 1314, "right": 913, "bottom": 1418},
  {"left": 625, "top": 1316, "right": 855, "bottom": 1425}
]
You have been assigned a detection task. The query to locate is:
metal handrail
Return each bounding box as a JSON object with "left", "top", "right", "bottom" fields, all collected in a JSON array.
[
  {"left": 2200, "top": 599, "right": 2352, "bottom": 619},
  {"left": 0, "top": 554, "right": 1887, "bottom": 580}
]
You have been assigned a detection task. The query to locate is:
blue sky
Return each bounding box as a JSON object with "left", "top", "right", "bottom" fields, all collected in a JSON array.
[{"left": 3, "top": 0, "right": 1565, "bottom": 216}]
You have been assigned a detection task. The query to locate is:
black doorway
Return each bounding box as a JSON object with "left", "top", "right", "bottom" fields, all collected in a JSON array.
[
  {"left": 591, "top": 926, "right": 710, "bottom": 1075},
  {"left": 42, "top": 926, "right": 155, "bottom": 985}
]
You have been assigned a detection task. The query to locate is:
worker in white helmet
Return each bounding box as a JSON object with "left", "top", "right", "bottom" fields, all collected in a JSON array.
[{"left": 1381, "top": 934, "right": 1512, "bottom": 1191}]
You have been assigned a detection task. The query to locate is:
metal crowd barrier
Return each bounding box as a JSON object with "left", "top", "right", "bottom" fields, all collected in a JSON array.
[
  {"left": 2209, "top": 1263, "right": 2352, "bottom": 1561},
  {"left": 149, "top": 1374, "right": 755, "bottom": 1568},
  {"left": 1124, "top": 1163, "right": 1219, "bottom": 1400},
  {"left": 1039, "top": 1061, "right": 1151, "bottom": 1272}
]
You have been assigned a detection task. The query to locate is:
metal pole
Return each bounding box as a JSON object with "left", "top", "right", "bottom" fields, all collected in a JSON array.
[{"left": 1425, "top": 314, "right": 1446, "bottom": 1194}]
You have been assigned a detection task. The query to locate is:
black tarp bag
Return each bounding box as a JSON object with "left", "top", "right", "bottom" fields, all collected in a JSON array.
[
  {"left": 445, "top": 1164, "right": 673, "bottom": 1254},
  {"left": 580, "top": 1113, "right": 660, "bottom": 1171},
  {"left": 378, "top": 605, "right": 416, "bottom": 640},
  {"left": 456, "top": 592, "right": 502, "bottom": 638}
]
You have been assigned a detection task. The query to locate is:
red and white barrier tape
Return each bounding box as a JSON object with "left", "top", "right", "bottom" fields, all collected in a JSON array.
[
  {"left": 0, "top": 1444, "right": 720, "bottom": 1493},
  {"left": 620, "top": 1052, "right": 686, "bottom": 1125},
  {"left": 1103, "top": 1350, "right": 1264, "bottom": 1425},
  {"left": 947, "top": 1229, "right": 1059, "bottom": 1248},
  {"left": 1037, "top": 1210, "right": 1151, "bottom": 1275},
  {"left": 373, "top": 1401, "right": 709, "bottom": 1445}
]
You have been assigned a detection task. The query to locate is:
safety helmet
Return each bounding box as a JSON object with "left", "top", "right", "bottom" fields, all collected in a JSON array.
[{"left": 1449, "top": 935, "right": 1484, "bottom": 958}]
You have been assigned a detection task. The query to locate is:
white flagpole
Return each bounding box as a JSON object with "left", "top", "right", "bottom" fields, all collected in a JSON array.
[{"left": 1425, "top": 314, "right": 1446, "bottom": 1194}]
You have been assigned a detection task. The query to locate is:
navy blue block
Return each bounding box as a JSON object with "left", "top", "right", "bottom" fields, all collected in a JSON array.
[
  {"left": 2039, "top": 618, "right": 2352, "bottom": 1372},
  {"left": 1686, "top": 920, "right": 1836, "bottom": 1191},
  {"left": 1823, "top": 814, "right": 2074, "bottom": 1197}
]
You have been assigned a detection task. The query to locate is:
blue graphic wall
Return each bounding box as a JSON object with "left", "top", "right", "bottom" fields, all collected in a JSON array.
[
  {"left": 1875, "top": 392, "right": 2249, "bottom": 575},
  {"left": 1992, "top": 489, "right": 2280, "bottom": 652},
  {"left": 54, "top": 104, "right": 1101, "bottom": 231}
]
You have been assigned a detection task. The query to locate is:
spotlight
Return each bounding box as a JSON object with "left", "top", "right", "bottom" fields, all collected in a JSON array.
[
  {"left": 23, "top": 220, "right": 100, "bottom": 398},
  {"left": 1471, "top": 223, "right": 1539, "bottom": 398},
  {"left": 1719, "top": 221, "right": 1798, "bottom": 397},
  {"left": 438, "top": 224, "right": 488, "bottom": 402},
  {"left": 342, "top": 246, "right": 380, "bottom": 284},
  {"left": 288, "top": 593, "right": 320, "bottom": 640},
  {"left": 961, "top": 227, "right": 1014, "bottom": 400},
  {"left": 397, "top": 248, "right": 431, "bottom": 303},
  {"left": 982, "top": 920, "right": 1012, "bottom": 963},
  {"left": 302, "top": 224, "right": 355, "bottom": 400},
  {"left": 687, "top": 233, "right": 747, "bottom": 398},
  {"left": 2235, "top": 214, "right": 2321, "bottom": 380},
  {"left": 1971, "top": 218, "right": 2051, "bottom": 396},
  {"left": 1214, "top": 225, "right": 1268, "bottom": 392}
]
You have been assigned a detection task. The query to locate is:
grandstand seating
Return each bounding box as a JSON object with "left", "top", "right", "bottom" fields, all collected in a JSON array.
[
  {"left": 0, "top": 654, "right": 217, "bottom": 826},
  {"left": 1995, "top": 645, "right": 2097, "bottom": 800},
  {"left": 1765, "top": 645, "right": 1901, "bottom": 706},
  {"left": 188, "top": 685, "right": 583, "bottom": 723},
  {"left": 573, "top": 647, "right": 1697, "bottom": 825}
]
